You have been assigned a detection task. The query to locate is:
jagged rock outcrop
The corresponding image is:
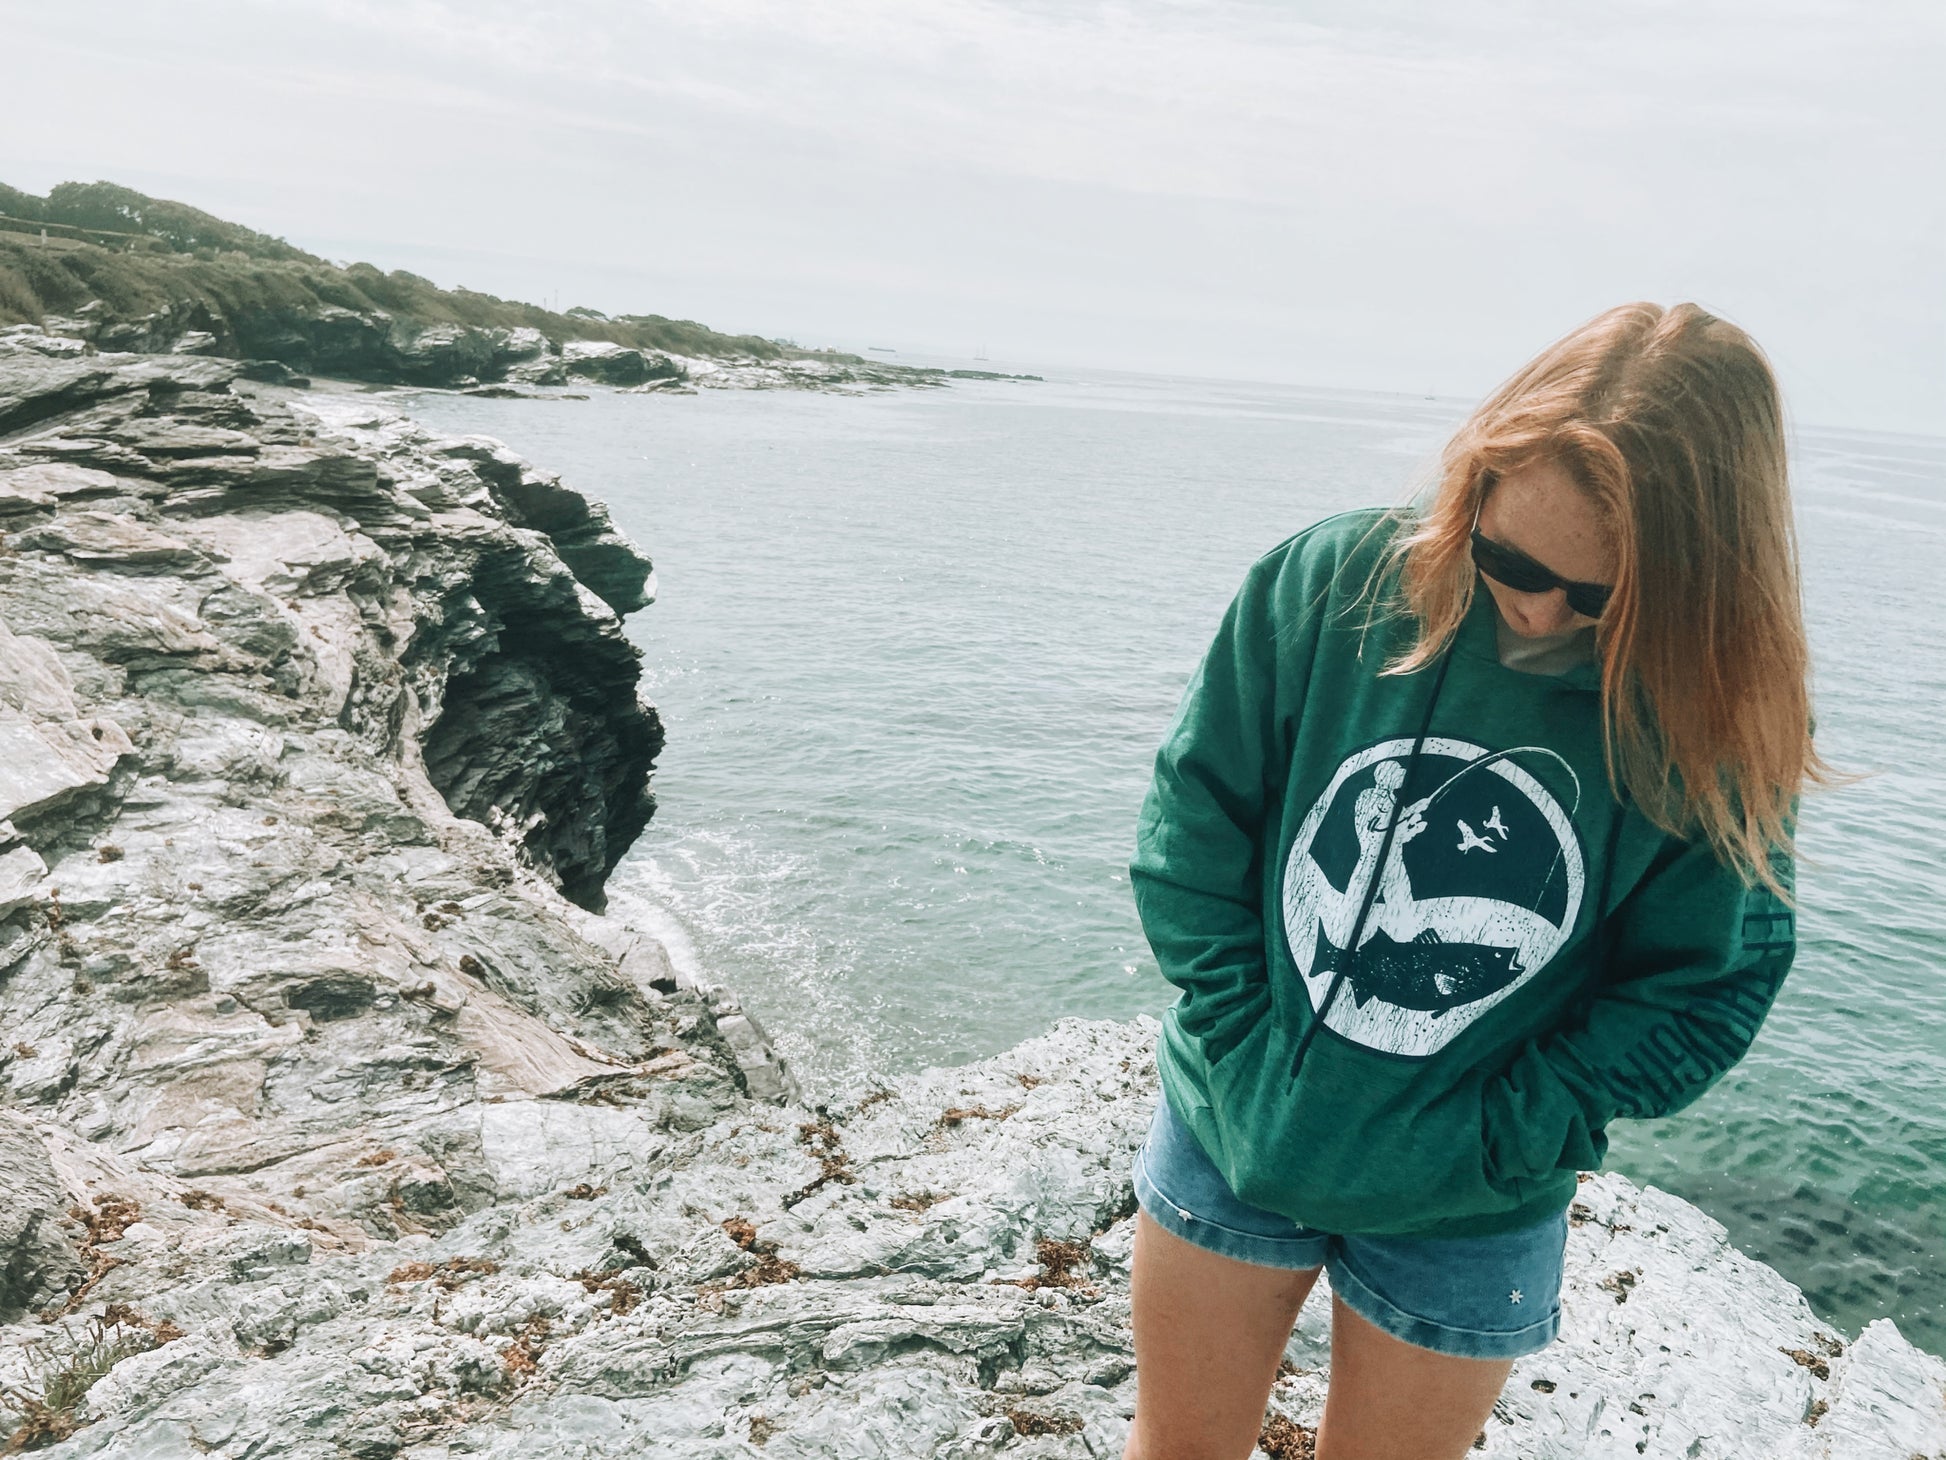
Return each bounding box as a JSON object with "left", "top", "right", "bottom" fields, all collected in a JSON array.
[
  {"left": 0, "top": 335, "right": 662, "bottom": 903},
  {"left": 0, "top": 341, "right": 1939, "bottom": 1458},
  {"left": 557, "top": 340, "right": 687, "bottom": 389},
  {"left": 0, "top": 332, "right": 709, "bottom": 1219},
  {"left": 3, "top": 1012, "right": 1942, "bottom": 1458},
  {"left": 5, "top": 315, "right": 965, "bottom": 398},
  {"left": 14, "top": 308, "right": 566, "bottom": 392}
]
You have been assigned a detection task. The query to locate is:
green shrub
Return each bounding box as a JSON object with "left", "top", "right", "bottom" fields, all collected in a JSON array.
[{"left": 0, "top": 178, "right": 840, "bottom": 366}]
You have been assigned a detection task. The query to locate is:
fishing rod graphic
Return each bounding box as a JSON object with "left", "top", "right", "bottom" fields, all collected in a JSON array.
[{"left": 1386, "top": 744, "right": 1582, "bottom": 889}]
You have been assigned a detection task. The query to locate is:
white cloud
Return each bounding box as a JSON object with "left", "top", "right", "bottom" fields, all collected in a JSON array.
[{"left": 4, "top": 0, "right": 1940, "bottom": 430}]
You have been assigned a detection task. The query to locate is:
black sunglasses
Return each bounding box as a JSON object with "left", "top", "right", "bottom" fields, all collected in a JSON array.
[{"left": 1470, "top": 528, "right": 1614, "bottom": 620}]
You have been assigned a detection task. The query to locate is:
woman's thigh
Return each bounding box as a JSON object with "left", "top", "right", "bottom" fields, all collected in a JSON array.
[
  {"left": 1124, "top": 1208, "right": 1322, "bottom": 1460},
  {"left": 1316, "top": 1293, "right": 1513, "bottom": 1460}
]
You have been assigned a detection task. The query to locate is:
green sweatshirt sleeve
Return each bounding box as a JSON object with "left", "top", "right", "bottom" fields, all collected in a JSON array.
[
  {"left": 1479, "top": 833, "right": 1798, "bottom": 1185},
  {"left": 1130, "top": 541, "right": 1313, "bottom": 1068}
]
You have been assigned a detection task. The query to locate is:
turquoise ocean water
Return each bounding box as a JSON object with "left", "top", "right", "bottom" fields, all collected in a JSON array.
[{"left": 401, "top": 362, "right": 1946, "bottom": 1355}]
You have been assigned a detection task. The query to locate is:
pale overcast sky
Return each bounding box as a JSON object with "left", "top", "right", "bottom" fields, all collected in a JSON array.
[{"left": 6, "top": 1, "right": 1941, "bottom": 432}]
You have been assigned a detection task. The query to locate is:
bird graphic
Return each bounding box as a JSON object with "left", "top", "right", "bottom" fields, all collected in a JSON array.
[
  {"left": 1484, "top": 805, "right": 1508, "bottom": 840},
  {"left": 1456, "top": 820, "right": 1497, "bottom": 854}
]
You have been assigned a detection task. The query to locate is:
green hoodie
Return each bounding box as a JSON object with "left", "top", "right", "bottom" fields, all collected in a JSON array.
[{"left": 1131, "top": 507, "right": 1796, "bottom": 1239}]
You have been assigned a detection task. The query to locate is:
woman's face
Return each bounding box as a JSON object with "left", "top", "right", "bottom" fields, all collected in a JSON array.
[{"left": 1474, "top": 458, "right": 1619, "bottom": 638}]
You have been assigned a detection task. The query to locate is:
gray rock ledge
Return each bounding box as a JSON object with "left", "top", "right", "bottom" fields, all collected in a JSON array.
[
  {"left": 0, "top": 340, "right": 1939, "bottom": 1459},
  {"left": 3, "top": 319, "right": 961, "bottom": 399}
]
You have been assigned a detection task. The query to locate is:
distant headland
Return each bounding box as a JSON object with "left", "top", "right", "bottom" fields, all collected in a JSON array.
[{"left": 0, "top": 180, "right": 1040, "bottom": 395}]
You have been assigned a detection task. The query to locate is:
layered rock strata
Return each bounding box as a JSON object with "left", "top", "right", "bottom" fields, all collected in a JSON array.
[
  {"left": 6, "top": 313, "right": 953, "bottom": 398},
  {"left": 0, "top": 336, "right": 700, "bottom": 1212},
  {"left": 0, "top": 344, "right": 1940, "bottom": 1459}
]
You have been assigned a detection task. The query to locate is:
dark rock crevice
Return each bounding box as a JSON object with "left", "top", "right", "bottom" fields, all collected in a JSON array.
[
  {"left": 442, "top": 440, "right": 654, "bottom": 616},
  {"left": 0, "top": 334, "right": 663, "bottom": 915},
  {"left": 422, "top": 636, "right": 661, "bottom": 914}
]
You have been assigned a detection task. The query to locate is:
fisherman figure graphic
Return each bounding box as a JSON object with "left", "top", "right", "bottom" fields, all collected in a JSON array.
[
  {"left": 1281, "top": 737, "right": 1586, "bottom": 1059},
  {"left": 1351, "top": 761, "right": 1429, "bottom": 914}
]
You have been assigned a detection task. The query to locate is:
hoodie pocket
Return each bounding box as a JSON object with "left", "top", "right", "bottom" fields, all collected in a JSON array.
[
  {"left": 1205, "top": 1025, "right": 1533, "bottom": 1235},
  {"left": 1188, "top": 983, "right": 1274, "bottom": 1074}
]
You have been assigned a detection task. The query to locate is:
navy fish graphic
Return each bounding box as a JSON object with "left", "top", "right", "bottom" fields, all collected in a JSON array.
[{"left": 1309, "top": 922, "right": 1526, "bottom": 1014}]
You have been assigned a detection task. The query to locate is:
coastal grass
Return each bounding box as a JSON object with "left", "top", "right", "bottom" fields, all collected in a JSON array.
[
  {"left": 0, "top": 178, "right": 846, "bottom": 363},
  {"left": 0, "top": 179, "right": 319, "bottom": 262},
  {"left": 0, "top": 1312, "right": 172, "bottom": 1453}
]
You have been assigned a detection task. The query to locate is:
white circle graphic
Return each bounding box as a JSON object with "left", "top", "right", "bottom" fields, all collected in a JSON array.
[{"left": 1280, "top": 736, "right": 1585, "bottom": 1058}]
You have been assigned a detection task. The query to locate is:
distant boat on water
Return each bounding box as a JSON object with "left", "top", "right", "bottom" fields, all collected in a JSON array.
[{"left": 867, "top": 346, "right": 896, "bottom": 354}]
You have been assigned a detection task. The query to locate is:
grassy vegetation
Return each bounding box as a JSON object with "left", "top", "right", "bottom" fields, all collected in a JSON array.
[
  {"left": 0, "top": 180, "right": 319, "bottom": 262},
  {"left": 0, "top": 179, "right": 845, "bottom": 365},
  {"left": 0, "top": 1311, "right": 172, "bottom": 1452}
]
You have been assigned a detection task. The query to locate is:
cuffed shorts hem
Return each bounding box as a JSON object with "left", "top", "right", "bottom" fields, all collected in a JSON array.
[
  {"left": 1134, "top": 1136, "right": 1329, "bottom": 1271},
  {"left": 1326, "top": 1247, "right": 1562, "bottom": 1361},
  {"left": 1131, "top": 1093, "right": 1568, "bottom": 1362}
]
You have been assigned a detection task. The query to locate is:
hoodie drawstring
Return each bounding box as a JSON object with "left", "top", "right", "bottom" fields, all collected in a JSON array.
[
  {"left": 1285, "top": 642, "right": 1631, "bottom": 1082},
  {"left": 1288, "top": 639, "right": 1457, "bottom": 1079}
]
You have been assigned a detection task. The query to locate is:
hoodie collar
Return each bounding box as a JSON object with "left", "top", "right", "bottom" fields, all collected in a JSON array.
[{"left": 1453, "top": 578, "right": 1604, "bottom": 694}]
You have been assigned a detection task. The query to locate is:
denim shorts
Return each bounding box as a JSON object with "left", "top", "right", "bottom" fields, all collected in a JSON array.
[{"left": 1131, "top": 1093, "right": 1568, "bottom": 1360}]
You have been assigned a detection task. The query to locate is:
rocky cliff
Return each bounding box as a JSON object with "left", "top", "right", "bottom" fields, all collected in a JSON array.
[
  {"left": 4, "top": 298, "right": 953, "bottom": 398},
  {"left": 0, "top": 341, "right": 1940, "bottom": 1459}
]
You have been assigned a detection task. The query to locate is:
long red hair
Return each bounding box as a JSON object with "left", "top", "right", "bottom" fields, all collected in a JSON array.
[{"left": 1368, "top": 302, "right": 1826, "bottom": 896}]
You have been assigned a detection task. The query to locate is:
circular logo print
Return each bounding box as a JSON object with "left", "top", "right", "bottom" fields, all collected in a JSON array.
[{"left": 1280, "top": 736, "right": 1585, "bottom": 1058}]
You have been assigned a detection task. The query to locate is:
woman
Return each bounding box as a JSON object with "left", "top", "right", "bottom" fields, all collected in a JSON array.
[{"left": 1125, "top": 302, "right": 1820, "bottom": 1460}]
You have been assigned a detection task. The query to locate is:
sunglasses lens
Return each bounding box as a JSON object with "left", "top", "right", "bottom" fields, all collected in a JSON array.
[
  {"left": 1567, "top": 584, "right": 1612, "bottom": 619},
  {"left": 1472, "top": 531, "right": 1611, "bottom": 619},
  {"left": 1472, "top": 536, "right": 1553, "bottom": 593}
]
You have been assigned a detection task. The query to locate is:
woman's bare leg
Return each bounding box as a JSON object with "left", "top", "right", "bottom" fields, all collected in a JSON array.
[
  {"left": 1314, "top": 1292, "right": 1515, "bottom": 1460},
  {"left": 1123, "top": 1209, "right": 1322, "bottom": 1460}
]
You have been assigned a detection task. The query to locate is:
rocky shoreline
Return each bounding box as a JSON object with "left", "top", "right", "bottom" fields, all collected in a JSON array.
[
  {"left": 0, "top": 340, "right": 1940, "bottom": 1459},
  {"left": 2, "top": 177, "right": 1040, "bottom": 399},
  {"left": 5, "top": 318, "right": 983, "bottom": 401},
  {"left": 3, "top": 181, "right": 996, "bottom": 397}
]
